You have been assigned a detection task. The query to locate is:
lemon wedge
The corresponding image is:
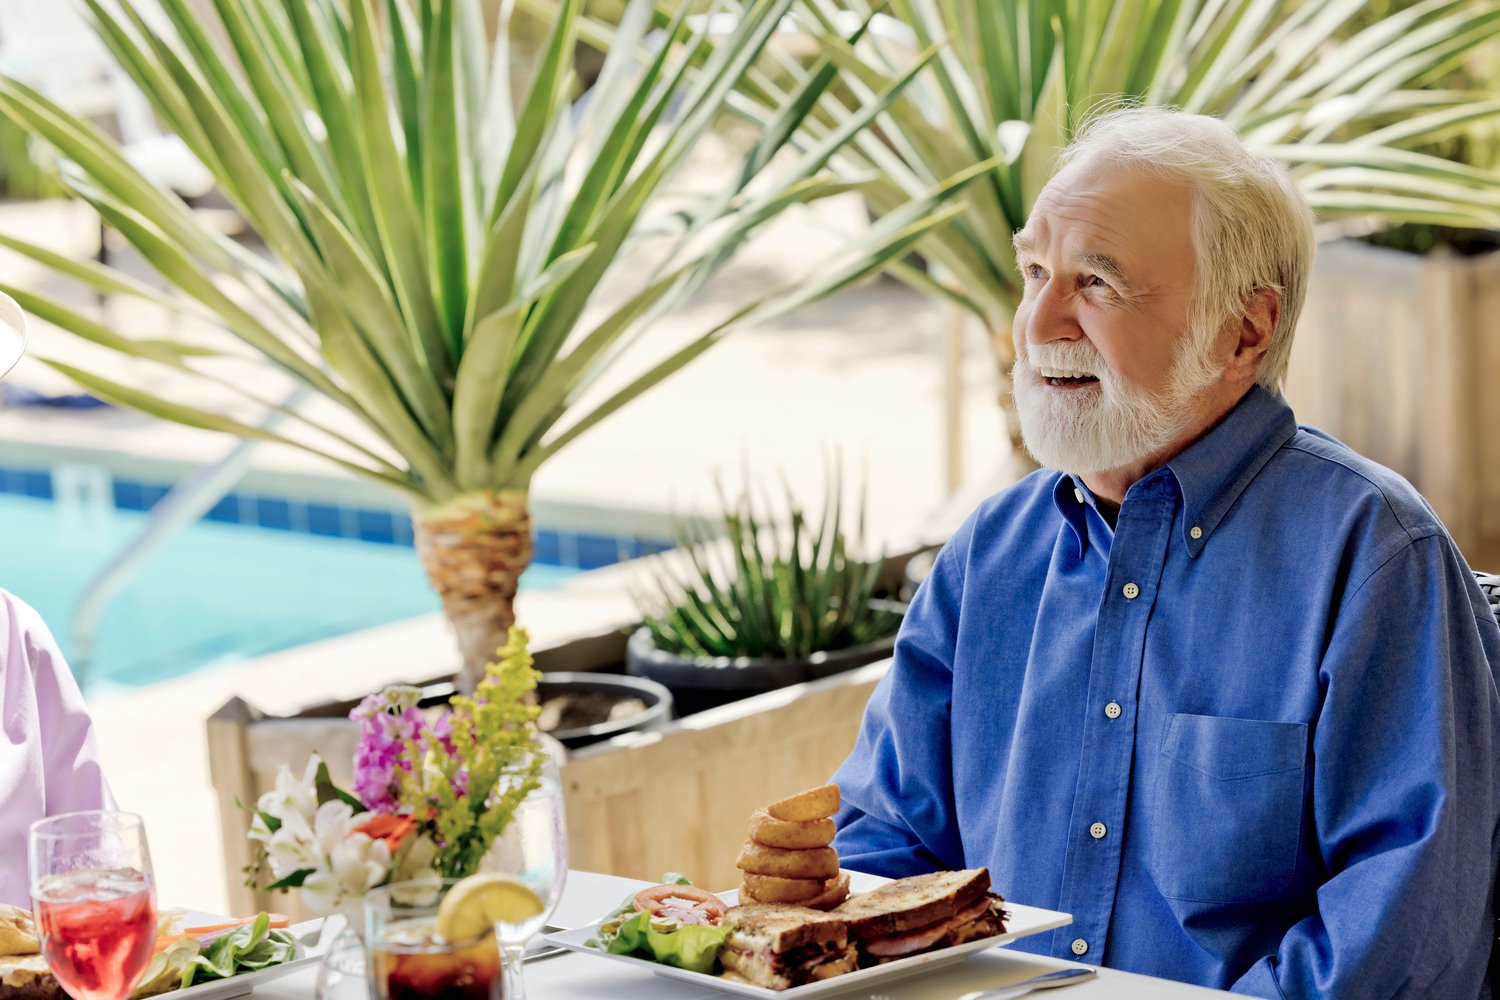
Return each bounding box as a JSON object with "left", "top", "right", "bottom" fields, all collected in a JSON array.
[{"left": 436, "top": 874, "right": 544, "bottom": 942}]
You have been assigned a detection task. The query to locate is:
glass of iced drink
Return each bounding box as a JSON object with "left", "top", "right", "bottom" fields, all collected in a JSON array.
[
  {"left": 28, "top": 811, "right": 157, "bottom": 1000},
  {"left": 366, "top": 878, "right": 503, "bottom": 1000}
]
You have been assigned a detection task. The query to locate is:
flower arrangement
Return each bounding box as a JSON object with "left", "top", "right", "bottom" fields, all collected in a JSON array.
[{"left": 245, "top": 628, "right": 544, "bottom": 914}]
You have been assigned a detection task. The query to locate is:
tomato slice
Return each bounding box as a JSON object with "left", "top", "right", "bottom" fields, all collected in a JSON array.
[{"left": 632, "top": 884, "right": 727, "bottom": 927}]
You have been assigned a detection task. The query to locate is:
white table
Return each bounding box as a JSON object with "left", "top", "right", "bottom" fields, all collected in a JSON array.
[{"left": 253, "top": 871, "right": 1236, "bottom": 998}]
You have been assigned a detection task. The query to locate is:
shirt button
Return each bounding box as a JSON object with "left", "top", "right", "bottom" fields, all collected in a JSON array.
[
  {"left": 1089, "top": 822, "right": 1107, "bottom": 839},
  {"left": 1190, "top": 525, "right": 1203, "bottom": 540},
  {"left": 1071, "top": 938, "right": 1089, "bottom": 956},
  {"left": 1104, "top": 702, "right": 1122, "bottom": 719},
  {"left": 1074, "top": 488, "right": 1085, "bottom": 504},
  {"left": 1122, "top": 582, "right": 1140, "bottom": 599}
]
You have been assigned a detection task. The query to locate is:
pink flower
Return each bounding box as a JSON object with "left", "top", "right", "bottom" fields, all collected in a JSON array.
[
  {"left": 351, "top": 689, "right": 427, "bottom": 812},
  {"left": 349, "top": 687, "right": 467, "bottom": 814}
]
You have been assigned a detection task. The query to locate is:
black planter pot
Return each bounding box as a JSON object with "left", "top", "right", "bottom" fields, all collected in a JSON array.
[
  {"left": 625, "top": 619, "right": 900, "bottom": 716},
  {"left": 536, "top": 671, "right": 674, "bottom": 749}
]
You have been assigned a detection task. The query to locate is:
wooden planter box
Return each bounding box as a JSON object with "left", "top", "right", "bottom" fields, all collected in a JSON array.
[
  {"left": 207, "top": 551, "right": 926, "bottom": 916},
  {"left": 1287, "top": 240, "right": 1500, "bottom": 567}
]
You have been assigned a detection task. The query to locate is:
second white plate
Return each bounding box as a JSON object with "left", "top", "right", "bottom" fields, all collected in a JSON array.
[{"left": 544, "top": 874, "right": 1071, "bottom": 998}]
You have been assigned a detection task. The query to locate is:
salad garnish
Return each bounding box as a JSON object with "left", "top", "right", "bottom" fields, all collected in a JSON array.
[{"left": 587, "top": 873, "right": 729, "bottom": 975}]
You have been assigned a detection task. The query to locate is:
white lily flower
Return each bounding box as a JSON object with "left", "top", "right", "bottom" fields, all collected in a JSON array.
[
  {"left": 251, "top": 756, "right": 321, "bottom": 841},
  {"left": 392, "top": 832, "right": 439, "bottom": 882},
  {"left": 265, "top": 810, "right": 320, "bottom": 877},
  {"left": 313, "top": 800, "right": 358, "bottom": 857},
  {"left": 299, "top": 833, "right": 392, "bottom": 916}
]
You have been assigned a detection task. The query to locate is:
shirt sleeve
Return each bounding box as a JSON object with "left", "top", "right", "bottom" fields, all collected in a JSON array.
[
  {"left": 1232, "top": 534, "right": 1500, "bottom": 1000},
  {"left": 831, "top": 517, "right": 973, "bottom": 877},
  {"left": 15, "top": 596, "right": 115, "bottom": 816}
]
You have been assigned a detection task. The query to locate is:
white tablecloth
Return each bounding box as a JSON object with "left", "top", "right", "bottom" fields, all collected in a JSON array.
[{"left": 252, "top": 871, "right": 1236, "bottom": 998}]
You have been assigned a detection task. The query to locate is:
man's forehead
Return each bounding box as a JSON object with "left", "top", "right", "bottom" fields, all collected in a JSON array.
[{"left": 1018, "top": 162, "right": 1194, "bottom": 262}]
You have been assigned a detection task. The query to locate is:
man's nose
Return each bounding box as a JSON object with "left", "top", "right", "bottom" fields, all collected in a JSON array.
[{"left": 1023, "top": 279, "right": 1083, "bottom": 345}]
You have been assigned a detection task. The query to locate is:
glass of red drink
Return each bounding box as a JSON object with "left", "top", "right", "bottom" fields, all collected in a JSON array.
[
  {"left": 366, "top": 879, "right": 503, "bottom": 1000},
  {"left": 27, "top": 811, "right": 157, "bottom": 1000}
]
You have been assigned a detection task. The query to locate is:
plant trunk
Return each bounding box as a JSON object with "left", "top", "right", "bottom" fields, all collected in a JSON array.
[
  {"left": 413, "top": 490, "right": 534, "bottom": 691},
  {"left": 989, "top": 317, "right": 1040, "bottom": 477}
]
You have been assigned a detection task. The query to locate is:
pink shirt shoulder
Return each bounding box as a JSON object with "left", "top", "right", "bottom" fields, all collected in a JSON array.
[{"left": 0, "top": 590, "right": 114, "bottom": 908}]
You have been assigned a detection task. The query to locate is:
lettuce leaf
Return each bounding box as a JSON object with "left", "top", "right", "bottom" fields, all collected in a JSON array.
[
  {"left": 181, "top": 913, "right": 299, "bottom": 987},
  {"left": 605, "top": 910, "right": 728, "bottom": 975},
  {"left": 132, "top": 937, "right": 200, "bottom": 998}
]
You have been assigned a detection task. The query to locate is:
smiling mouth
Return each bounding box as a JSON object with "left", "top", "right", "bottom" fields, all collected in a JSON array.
[{"left": 1037, "top": 368, "right": 1100, "bottom": 388}]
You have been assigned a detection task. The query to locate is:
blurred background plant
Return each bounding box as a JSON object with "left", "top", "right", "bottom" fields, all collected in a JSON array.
[
  {"left": 1341, "top": 0, "right": 1500, "bottom": 255},
  {"left": 564, "top": 0, "right": 1500, "bottom": 472},
  {"left": 636, "top": 466, "right": 901, "bottom": 660},
  {"left": 0, "top": 0, "right": 980, "bottom": 686},
  {"left": 0, "top": 117, "right": 61, "bottom": 200}
]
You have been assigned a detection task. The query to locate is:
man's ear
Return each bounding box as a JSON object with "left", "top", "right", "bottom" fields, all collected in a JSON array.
[{"left": 1229, "top": 286, "right": 1279, "bottom": 380}]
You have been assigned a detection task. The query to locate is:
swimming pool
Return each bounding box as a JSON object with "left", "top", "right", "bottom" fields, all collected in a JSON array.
[{"left": 0, "top": 491, "right": 581, "bottom": 692}]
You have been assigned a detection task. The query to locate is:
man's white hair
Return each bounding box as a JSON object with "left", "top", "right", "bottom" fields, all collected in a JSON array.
[{"left": 1054, "top": 106, "right": 1317, "bottom": 389}]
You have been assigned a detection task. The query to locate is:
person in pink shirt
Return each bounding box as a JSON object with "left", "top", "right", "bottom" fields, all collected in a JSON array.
[
  {"left": 0, "top": 306, "right": 114, "bottom": 906},
  {"left": 0, "top": 589, "right": 115, "bottom": 907}
]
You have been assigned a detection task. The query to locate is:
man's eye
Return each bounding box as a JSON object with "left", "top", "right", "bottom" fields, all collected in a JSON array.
[
  {"left": 1086, "top": 274, "right": 1109, "bottom": 289},
  {"left": 1024, "top": 264, "right": 1046, "bottom": 280}
]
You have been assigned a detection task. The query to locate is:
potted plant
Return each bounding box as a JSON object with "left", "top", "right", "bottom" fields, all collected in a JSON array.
[
  {"left": 1274, "top": 0, "right": 1500, "bottom": 562},
  {"left": 627, "top": 469, "right": 904, "bottom": 714},
  {"left": 565, "top": 0, "right": 1500, "bottom": 478},
  {"left": 0, "top": 0, "right": 979, "bottom": 687}
]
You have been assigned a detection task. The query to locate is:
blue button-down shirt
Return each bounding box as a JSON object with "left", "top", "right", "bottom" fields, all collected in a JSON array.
[{"left": 832, "top": 386, "right": 1500, "bottom": 998}]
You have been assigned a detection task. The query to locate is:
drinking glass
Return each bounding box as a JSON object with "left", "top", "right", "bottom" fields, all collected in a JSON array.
[
  {"left": 313, "top": 912, "right": 370, "bottom": 1000},
  {"left": 366, "top": 879, "right": 502, "bottom": 1000},
  {"left": 480, "top": 749, "right": 566, "bottom": 1000},
  {"left": 28, "top": 811, "right": 156, "bottom": 1000}
]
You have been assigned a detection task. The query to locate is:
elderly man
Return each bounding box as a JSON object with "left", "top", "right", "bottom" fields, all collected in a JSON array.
[
  {"left": 0, "top": 319, "right": 113, "bottom": 907},
  {"left": 832, "top": 107, "right": 1500, "bottom": 999}
]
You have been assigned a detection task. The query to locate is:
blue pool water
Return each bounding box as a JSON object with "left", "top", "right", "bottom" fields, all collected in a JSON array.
[{"left": 0, "top": 492, "right": 579, "bottom": 692}]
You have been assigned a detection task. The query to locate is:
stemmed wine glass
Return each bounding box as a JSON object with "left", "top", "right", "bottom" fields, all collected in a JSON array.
[
  {"left": 480, "top": 748, "right": 566, "bottom": 1000},
  {"left": 28, "top": 811, "right": 157, "bottom": 1000}
]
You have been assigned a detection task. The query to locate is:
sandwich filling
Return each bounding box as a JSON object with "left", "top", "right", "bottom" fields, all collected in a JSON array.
[
  {"left": 862, "top": 895, "right": 1006, "bottom": 960},
  {"left": 719, "top": 934, "right": 858, "bottom": 988}
]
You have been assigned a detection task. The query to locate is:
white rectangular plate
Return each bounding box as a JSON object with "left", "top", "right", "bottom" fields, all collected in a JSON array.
[
  {"left": 160, "top": 913, "right": 322, "bottom": 1000},
  {"left": 544, "top": 876, "right": 1071, "bottom": 998}
]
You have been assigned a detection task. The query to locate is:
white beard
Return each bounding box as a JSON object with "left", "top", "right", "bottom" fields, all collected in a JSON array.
[{"left": 1012, "top": 329, "right": 1223, "bottom": 476}]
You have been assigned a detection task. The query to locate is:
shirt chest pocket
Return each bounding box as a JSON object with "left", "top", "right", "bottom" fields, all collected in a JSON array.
[{"left": 1148, "top": 713, "right": 1308, "bottom": 904}]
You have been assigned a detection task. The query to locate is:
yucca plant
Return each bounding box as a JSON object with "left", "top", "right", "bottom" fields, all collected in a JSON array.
[
  {"left": 636, "top": 468, "right": 900, "bottom": 660},
  {"left": 0, "top": 0, "right": 983, "bottom": 685},
  {"left": 563, "top": 0, "right": 1500, "bottom": 468},
  {"left": 0, "top": 117, "right": 63, "bottom": 200}
]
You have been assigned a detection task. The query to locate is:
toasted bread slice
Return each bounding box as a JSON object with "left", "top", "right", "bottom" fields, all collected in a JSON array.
[
  {"left": 0, "top": 906, "right": 36, "bottom": 958},
  {"left": 736, "top": 841, "right": 840, "bottom": 880},
  {"left": 767, "top": 784, "right": 840, "bottom": 822},
  {"left": 725, "top": 902, "right": 848, "bottom": 953},
  {"left": 834, "top": 868, "right": 991, "bottom": 938},
  {"left": 0, "top": 954, "right": 63, "bottom": 1000},
  {"left": 749, "top": 809, "right": 836, "bottom": 850}
]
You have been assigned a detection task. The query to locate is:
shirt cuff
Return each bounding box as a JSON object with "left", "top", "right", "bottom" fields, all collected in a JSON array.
[{"left": 1232, "top": 956, "right": 1288, "bottom": 999}]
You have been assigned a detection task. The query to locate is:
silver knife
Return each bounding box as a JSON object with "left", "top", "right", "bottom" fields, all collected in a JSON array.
[
  {"left": 957, "top": 967, "right": 1097, "bottom": 1000},
  {"left": 521, "top": 925, "right": 570, "bottom": 963}
]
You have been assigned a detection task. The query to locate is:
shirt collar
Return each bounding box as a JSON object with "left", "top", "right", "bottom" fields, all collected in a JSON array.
[
  {"left": 1165, "top": 384, "right": 1297, "bottom": 557},
  {"left": 1052, "top": 472, "right": 1099, "bottom": 558},
  {"left": 1049, "top": 385, "right": 1296, "bottom": 559}
]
